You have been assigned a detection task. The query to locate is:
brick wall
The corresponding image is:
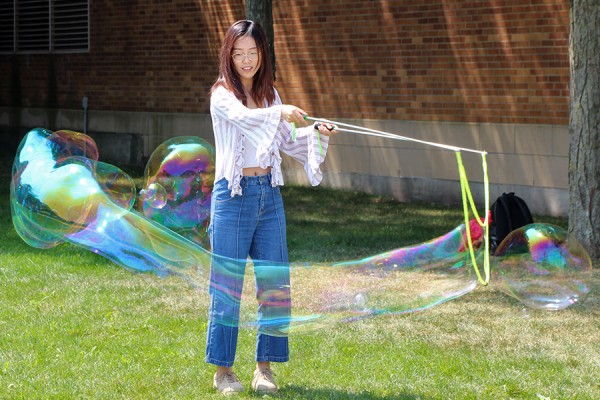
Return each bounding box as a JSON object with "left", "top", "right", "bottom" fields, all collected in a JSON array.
[
  {"left": 0, "top": 0, "right": 242, "bottom": 112},
  {"left": 273, "top": 0, "right": 570, "bottom": 124},
  {"left": 0, "top": 0, "right": 574, "bottom": 215},
  {"left": 1, "top": 0, "right": 570, "bottom": 124}
]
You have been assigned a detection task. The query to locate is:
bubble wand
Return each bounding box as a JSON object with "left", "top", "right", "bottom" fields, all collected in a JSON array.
[{"left": 297, "top": 115, "right": 491, "bottom": 285}]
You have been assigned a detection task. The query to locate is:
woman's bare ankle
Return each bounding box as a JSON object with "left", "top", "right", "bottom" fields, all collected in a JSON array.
[
  {"left": 256, "top": 361, "right": 271, "bottom": 371},
  {"left": 216, "top": 366, "right": 232, "bottom": 377}
]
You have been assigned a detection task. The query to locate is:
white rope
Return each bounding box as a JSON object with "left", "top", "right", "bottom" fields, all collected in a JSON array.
[{"left": 307, "top": 116, "right": 487, "bottom": 155}]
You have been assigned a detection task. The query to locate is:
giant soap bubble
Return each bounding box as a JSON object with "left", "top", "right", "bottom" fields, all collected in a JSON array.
[
  {"left": 10, "top": 129, "right": 135, "bottom": 249},
  {"left": 139, "top": 136, "right": 215, "bottom": 248},
  {"left": 10, "top": 128, "right": 593, "bottom": 336},
  {"left": 491, "top": 223, "right": 592, "bottom": 310}
]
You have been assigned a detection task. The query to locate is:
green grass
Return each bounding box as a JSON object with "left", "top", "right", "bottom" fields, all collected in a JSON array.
[
  {"left": 284, "top": 186, "right": 467, "bottom": 262},
  {"left": 1, "top": 178, "right": 598, "bottom": 399}
]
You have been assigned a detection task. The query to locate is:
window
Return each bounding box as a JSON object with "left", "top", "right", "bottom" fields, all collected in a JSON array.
[{"left": 0, "top": 0, "right": 88, "bottom": 54}]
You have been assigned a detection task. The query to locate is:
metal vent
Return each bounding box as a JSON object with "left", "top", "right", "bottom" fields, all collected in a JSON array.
[
  {"left": 17, "top": 0, "right": 50, "bottom": 53},
  {"left": 53, "top": 0, "right": 88, "bottom": 52},
  {"left": 10, "top": 0, "right": 88, "bottom": 54},
  {"left": 0, "top": 1, "right": 15, "bottom": 53}
]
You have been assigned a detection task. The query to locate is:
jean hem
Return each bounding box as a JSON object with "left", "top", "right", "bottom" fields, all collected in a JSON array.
[
  {"left": 255, "top": 356, "right": 289, "bottom": 363},
  {"left": 205, "top": 357, "right": 234, "bottom": 367}
]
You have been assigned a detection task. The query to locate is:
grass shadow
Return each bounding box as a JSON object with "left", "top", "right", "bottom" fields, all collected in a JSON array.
[{"left": 273, "top": 385, "right": 431, "bottom": 400}]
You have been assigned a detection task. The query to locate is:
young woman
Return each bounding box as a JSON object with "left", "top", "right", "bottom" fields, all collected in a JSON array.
[{"left": 206, "top": 20, "right": 337, "bottom": 395}]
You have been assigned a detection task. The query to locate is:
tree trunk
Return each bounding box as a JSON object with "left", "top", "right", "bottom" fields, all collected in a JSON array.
[
  {"left": 246, "top": 0, "right": 276, "bottom": 80},
  {"left": 569, "top": 0, "right": 600, "bottom": 259}
]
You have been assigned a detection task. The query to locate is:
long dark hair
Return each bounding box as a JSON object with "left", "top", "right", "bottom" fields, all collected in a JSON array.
[{"left": 211, "top": 20, "right": 275, "bottom": 106}]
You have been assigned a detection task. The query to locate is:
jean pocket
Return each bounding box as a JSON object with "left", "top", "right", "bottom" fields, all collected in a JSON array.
[{"left": 213, "top": 179, "right": 238, "bottom": 203}]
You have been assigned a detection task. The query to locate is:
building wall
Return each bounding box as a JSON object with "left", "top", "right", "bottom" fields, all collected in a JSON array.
[
  {"left": 0, "top": 0, "right": 571, "bottom": 215},
  {"left": 274, "top": 0, "right": 570, "bottom": 124}
]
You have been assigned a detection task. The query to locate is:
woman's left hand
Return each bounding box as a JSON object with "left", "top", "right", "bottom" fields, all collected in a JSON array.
[{"left": 316, "top": 123, "right": 338, "bottom": 136}]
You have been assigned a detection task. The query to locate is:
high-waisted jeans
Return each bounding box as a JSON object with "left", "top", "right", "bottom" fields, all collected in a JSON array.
[{"left": 205, "top": 174, "right": 290, "bottom": 367}]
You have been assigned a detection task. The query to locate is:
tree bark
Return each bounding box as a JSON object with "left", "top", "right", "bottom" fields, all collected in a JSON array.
[
  {"left": 569, "top": 0, "right": 600, "bottom": 259},
  {"left": 245, "top": 0, "right": 276, "bottom": 80}
]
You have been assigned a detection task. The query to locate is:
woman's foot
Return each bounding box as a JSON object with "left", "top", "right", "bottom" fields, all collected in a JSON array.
[
  {"left": 213, "top": 370, "right": 244, "bottom": 395},
  {"left": 251, "top": 367, "right": 278, "bottom": 394}
]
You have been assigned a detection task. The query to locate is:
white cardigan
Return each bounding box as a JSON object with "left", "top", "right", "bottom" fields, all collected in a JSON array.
[{"left": 210, "top": 85, "right": 329, "bottom": 196}]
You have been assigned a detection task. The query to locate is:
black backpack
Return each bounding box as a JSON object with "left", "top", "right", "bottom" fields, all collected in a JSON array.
[{"left": 489, "top": 192, "right": 534, "bottom": 254}]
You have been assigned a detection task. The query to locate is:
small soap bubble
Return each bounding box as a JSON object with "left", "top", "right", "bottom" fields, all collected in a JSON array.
[
  {"left": 140, "top": 183, "right": 167, "bottom": 209},
  {"left": 354, "top": 293, "right": 368, "bottom": 308}
]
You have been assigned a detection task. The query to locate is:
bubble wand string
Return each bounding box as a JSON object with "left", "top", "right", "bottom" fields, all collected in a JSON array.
[
  {"left": 456, "top": 151, "right": 491, "bottom": 285},
  {"left": 306, "top": 116, "right": 486, "bottom": 154},
  {"left": 303, "top": 115, "right": 491, "bottom": 284}
]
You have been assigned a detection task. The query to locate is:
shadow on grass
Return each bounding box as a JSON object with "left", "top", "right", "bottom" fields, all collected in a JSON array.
[
  {"left": 0, "top": 220, "right": 121, "bottom": 270},
  {"left": 270, "top": 385, "right": 431, "bottom": 400}
]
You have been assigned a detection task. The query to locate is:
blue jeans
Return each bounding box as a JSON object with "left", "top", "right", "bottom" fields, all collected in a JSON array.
[{"left": 205, "top": 174, "right": 290, "bottom": 367}]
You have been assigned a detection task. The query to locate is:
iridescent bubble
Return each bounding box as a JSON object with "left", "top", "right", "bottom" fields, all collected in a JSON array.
[
  {"left": 10, "top": 128, "right": 134, "bottom": 248},
  {"left": 238, "top": 225, "right": 480, "bottom": 334},
  {"left": 354, "top": 293, "right": 368, "bottom": 308},
  {"left": 491, "top": 223, "right": 592, "bottom": 310},
  {"left": 10, "top": 128, "right": 593, "bottom": 338},
  {"left": 139, "top": 136, "right": 215, "bottom": 249},
  {"left": 139, "top": 183, "right": 167, "bottom": 209}
]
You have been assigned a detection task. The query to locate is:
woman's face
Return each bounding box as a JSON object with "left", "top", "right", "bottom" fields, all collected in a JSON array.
[{"left": 231, "top": 35, "right": 261, "bottom": 86}]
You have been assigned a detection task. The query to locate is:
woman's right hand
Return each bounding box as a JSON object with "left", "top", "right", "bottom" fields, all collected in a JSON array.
[{"left": 281, "top": 105, "right": 308, "bottom": 126}]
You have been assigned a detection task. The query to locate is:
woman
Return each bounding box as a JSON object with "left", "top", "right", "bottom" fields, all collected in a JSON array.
[{"left": 206, "top": 20, "right": 337, "bottom": 395}]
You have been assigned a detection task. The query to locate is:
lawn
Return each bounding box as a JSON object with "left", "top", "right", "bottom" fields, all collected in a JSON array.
[{"left": 1, "top": 174, "right": 598, "bottom": 399}]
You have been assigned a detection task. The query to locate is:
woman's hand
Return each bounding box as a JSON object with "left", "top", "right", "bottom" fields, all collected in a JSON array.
[
  {"left": 281, "top": 105, "right": 308, "bottom": 126},
  {"left": 315, "top": 122, "right": 338, "bottom": 136}
]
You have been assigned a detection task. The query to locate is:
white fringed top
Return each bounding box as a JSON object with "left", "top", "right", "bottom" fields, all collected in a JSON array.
[{"left": 210, "top": 85, "right": 329, "bottom": 196}]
